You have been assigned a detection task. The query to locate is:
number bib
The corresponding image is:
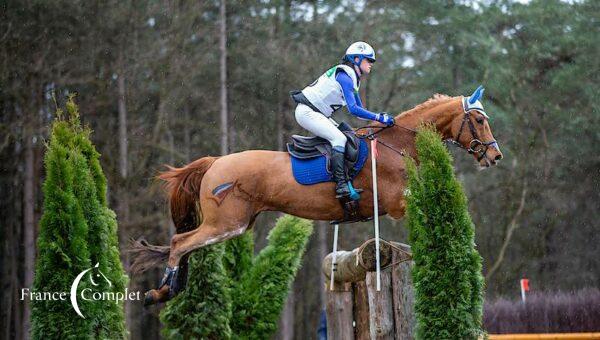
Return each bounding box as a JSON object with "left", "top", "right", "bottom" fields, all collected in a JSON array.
[{"left": 301, "top": 64, "right": 359, "bottom": 117}]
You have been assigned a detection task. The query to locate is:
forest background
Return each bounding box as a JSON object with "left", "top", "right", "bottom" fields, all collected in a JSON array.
[{"left": 1, "top": 0, "right": 598, "bottom": 339}]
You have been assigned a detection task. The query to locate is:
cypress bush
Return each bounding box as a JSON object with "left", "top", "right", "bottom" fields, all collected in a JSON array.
[
  {"left": 160, "top": 244, "right": 233, "bottom": 339},
  {"left": 31, "top": 98, "right": 127, "bottom": 339},
  {"left": 231, "top": 215, "right": 313, "bottom": 339},
  {"left": 32, "top": 136, "right": 94, "bottom": 339},
  {"left": 64, "top": 99, "right": 127, "bottom": 338},
  {"left": 161, "top": 215, "right": 313, "bottom": 339},
  {"left": 223, "top": 232, "right": 254, "bottom": 283},
  {"left": 405, "top": 126, "right": 484, "bottom": 340}
]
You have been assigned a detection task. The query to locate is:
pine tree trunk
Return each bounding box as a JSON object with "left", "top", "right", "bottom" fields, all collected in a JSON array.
[
  {"left": 116, "top": 72, "right": 129, "bottom": 204},
  {"left": 117, "top": 59, "right": 133, "bottom": 333},
  {"left": 317, "top": 222, "right": 328, "bottom": 309},
  {"left": 276, "top": 98, "right": 284, "bottom": 151},
  {"left": 10, "top": 207, "right": 22, "bottom": 340},
  {"left": 183, "top": 104, "right": 191, "bottom": 162},
  {"left": 219, "top": 0, "right": 228, "bottom": 156},
  {"left": 23, "top": 130, "right": 35, "bottom": 340},
  {"left": 279, "top": 289, "right": 295, "bottom": 340},
  {"left": 118, "top": 65, "right": 128, "bottom": 180}
]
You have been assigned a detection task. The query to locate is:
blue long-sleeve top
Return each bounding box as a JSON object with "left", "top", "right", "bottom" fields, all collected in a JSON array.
[{"left": 335, "top": 70, "right": 379, "bottom": 121}]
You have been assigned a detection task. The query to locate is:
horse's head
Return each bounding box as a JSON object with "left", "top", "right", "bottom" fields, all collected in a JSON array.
[{"left": 450, "top": 86, "right": 503, "bottom": 168}]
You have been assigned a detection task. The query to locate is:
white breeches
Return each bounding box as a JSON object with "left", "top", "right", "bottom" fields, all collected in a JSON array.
[{"left": 294, "top": 104, "right": 347, "bottom": 149}]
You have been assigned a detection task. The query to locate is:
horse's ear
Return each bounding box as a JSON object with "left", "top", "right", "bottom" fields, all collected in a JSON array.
[{"left": 468, "top": 85, "right": 485, "bottom": 104}]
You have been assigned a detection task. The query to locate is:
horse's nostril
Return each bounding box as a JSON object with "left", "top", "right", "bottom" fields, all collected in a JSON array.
[{"left": 495, "top": 154, "right": 502, "bottom": 161}]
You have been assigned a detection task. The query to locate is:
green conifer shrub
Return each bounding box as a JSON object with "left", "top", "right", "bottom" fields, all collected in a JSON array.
[
  {"left": 64, "top": 99, "right": 127, "bottom": 338},
  {"left": 160, "top": 244, "right": 233, "bottom": 339},
  {"left": 405, "top": 126, "right": 484, "bottom": 340},
  {"left": 32, "top": 99, "right": 127, "bottom": 339},
  {"left": 230, "top": 215, "right": 313, "bottom": 339},
  {"left": 161, "top": 215, "right": 313, "bottom": 339},
  {"left": 223, "top": 232, "right": 254, "bottom": 283},
  {"left": 32, "top": 122, "right": 94, "bottom": 339}
]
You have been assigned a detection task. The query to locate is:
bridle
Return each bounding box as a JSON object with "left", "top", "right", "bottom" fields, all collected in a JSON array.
[{"left": 445, "top": 97, "right": 499, "bottom": 162}]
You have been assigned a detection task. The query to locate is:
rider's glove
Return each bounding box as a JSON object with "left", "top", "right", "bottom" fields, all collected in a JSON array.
[{"left": 376, "top": 112, "right": 395, "bottom": 126}]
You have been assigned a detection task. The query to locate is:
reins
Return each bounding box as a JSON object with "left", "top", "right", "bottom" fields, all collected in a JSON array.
[
  {"left": 352, "top": 100, "right": 499, "bottom": 162},
  {"left": 354, "top": 124, "right": 413, "bottom": 157}
]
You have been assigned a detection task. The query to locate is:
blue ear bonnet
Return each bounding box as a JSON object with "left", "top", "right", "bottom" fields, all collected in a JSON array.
[
  {"left": 463, "top": 85, "right": 488, "bottom": 118},
  {"left": 468, "top": 85, "right": 485, "bottom": 104}
]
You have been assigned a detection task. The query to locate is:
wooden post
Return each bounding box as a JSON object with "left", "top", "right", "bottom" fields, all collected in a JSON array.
[
  {"left": 392, "top": 252, "right": 415, "bottom": 340},
  {"left": 325, "top": 282, "right": 354, "bottom": 340},
  {"left": 323, "top": 240, "right": 414, "bottom": 340},
  {"left": 353, "top": 281, "right": 370, "bottom": 340},
  {"left": 366, "top": 270, "right": 394, "bottom": 339}
]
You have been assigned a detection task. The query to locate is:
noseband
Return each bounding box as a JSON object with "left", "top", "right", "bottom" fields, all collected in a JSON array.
[{"left": 446, "top": 97, "right": 498, "bottom": 162}]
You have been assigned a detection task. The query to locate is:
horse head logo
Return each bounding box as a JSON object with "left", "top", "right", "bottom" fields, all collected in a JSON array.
[{"left": 70, "top": 263, "right": 111, "bottom": 318}]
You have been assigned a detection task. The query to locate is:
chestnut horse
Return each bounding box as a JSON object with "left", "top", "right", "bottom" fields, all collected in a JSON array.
[{"left": 133, "top": 89, "right": 503, "bottom": 305}]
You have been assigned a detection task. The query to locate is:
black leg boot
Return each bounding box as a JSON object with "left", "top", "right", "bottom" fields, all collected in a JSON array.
[{"left": 331, "top": 148, "right": 351, "bottom": 198}]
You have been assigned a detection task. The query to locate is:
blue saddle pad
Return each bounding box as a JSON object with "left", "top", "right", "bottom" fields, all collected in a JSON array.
[{"left": 290, "top": 139, "right": 369, "bottom": 185}]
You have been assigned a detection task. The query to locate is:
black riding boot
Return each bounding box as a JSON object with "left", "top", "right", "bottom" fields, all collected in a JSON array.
[{"left": 331, "top": 148, "right": 351, "bottom": 198}]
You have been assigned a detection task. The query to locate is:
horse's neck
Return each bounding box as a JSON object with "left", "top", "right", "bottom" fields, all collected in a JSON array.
[{"left": 379, "top": 98, "right": 461, "bottom": 159}]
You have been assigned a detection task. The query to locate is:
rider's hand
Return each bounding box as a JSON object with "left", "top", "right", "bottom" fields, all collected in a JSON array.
[{"left": 377, "top": 112, "right": 395, "bottom": 126}]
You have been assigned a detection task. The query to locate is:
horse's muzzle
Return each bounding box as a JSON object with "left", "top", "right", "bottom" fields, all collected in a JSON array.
[{"left": 478, "top": 146, "right": 503, "bottom": 168}]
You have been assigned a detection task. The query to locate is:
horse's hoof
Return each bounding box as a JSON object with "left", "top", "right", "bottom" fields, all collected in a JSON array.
[{"left": 144, "top": 290, "right": 157, "bottom": 307}]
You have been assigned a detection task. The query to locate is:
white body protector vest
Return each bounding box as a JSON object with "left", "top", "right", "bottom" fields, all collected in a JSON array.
[{"left": 301, "top": 65, "right": 360, "bottom": 117}]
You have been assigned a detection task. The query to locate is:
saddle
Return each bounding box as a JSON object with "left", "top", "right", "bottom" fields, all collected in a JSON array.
[
  {"left": 286, "top": 122, "right": 362, "bottom": 179},
  {"left": 286, "top": 122, "right": 372, "bottom": 225}
]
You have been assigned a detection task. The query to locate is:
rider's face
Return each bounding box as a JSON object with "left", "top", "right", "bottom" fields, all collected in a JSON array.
[{"left": 358, "top": 58, "right": 374, "bottom": 74}]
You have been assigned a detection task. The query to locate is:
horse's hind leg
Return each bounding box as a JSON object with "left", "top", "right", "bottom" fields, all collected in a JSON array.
[
  {"left": 168, "top": 221, "right": 247, "bottom": 267},
  {"left": 144, "top": 220, "right": 249, "bottom": 305}
]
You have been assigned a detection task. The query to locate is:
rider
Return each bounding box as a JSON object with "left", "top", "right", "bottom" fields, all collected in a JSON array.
[{"left": 292, "top": 41, "right": 395, "bottom": 199}]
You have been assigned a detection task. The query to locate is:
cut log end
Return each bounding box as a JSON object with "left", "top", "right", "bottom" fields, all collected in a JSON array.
[{"left": 322, "top": 239, "right": 412, "bottom": 283}]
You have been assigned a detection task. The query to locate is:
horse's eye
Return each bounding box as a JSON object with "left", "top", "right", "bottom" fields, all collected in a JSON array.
[{"left": 476, "top": 117, "right": 484, "bottom": 124}]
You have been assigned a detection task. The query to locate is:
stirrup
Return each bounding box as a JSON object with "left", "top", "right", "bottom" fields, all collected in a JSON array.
[
  {"left": 330, "top": 193, "right": 364, "bottom": 225},
  {"left": 335, "top": 182, "right": 362, "bottom": 201}
]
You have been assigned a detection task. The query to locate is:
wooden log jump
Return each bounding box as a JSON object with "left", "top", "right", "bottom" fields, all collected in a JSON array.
[{"left": 322, "top": 239, "right": 415, "bottom": 340}]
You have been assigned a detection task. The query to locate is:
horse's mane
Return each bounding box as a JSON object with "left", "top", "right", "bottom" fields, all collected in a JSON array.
[{"left": 398, "top": 94, "right": 456, "bottom": 118}]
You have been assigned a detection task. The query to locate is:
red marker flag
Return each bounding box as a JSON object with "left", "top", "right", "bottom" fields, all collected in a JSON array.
[
  {"left": 520, "top": 278, "right": 529, "bottom": 303},
  {"left": 371, "top": 138, "right": 379, "bottom": 159}
]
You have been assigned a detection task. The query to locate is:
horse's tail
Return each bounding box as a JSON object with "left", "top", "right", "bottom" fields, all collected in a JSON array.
[
  {"left": 129, "top": 156, "right": 219, "bottom": 273},
  {"left": 159, "top": 156, "right": 219, "bottom": 233}
]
